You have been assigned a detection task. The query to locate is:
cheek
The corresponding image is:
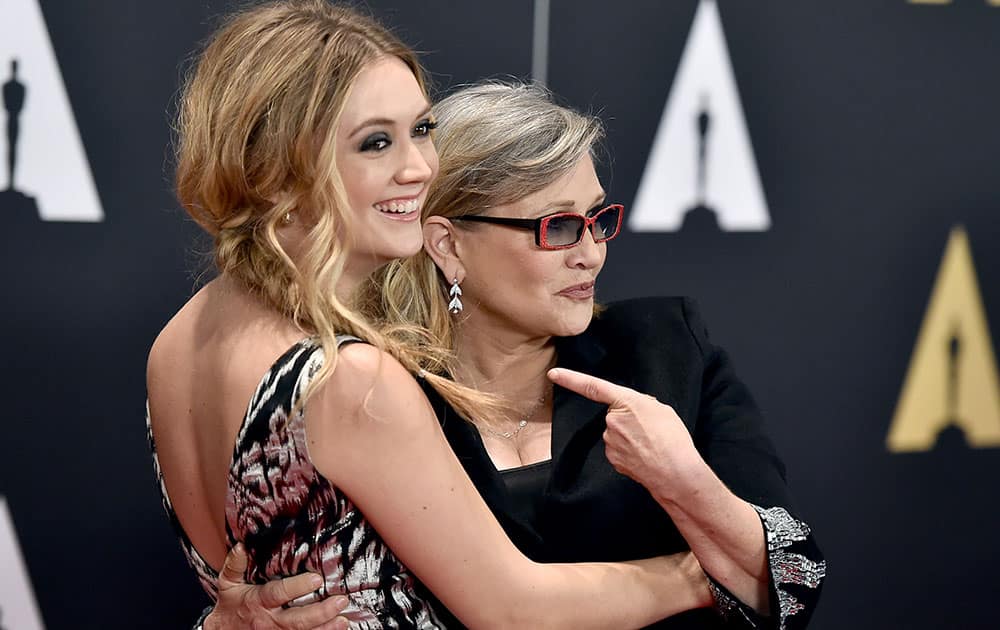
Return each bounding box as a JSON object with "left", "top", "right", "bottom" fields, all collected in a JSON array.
[
  {"left": 511, "top": 257, "right": 564, "bottom": 311},
  {"left": 422, "top": 143, "right": 440, "bottom": 180},
  {"left": 596, "top": 245, "right": 608, "bottom": 272},
  {"left": 340, "top": 165, "right": 380, "bottom": 211}
]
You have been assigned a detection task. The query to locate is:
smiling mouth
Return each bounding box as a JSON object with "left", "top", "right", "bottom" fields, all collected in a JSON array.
[{"left": 373, "top": 198, "right": 421, "bottom": 215}]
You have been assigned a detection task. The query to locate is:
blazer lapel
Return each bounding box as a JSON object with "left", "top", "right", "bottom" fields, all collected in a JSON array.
[{"left": 550, "top": 331, "right": 611, "bottom": 467}]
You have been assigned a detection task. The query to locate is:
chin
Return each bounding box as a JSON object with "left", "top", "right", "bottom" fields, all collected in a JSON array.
[
  {"left": 551, "top": 302, "right": 596, "bottom": 337},
  {"left": 397, "top": 239, "right": 424, "bottom": 259},
  {"left": 377, "top": 234, "right": 424, "bottom": 261}
]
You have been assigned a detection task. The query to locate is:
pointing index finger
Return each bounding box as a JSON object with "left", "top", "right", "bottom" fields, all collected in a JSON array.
[{"left": 547, "top": 367, "right": 630, "bottom": 405}]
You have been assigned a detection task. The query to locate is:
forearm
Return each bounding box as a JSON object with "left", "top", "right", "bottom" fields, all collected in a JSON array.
[
  {"left": 649, "top": 463, "right": 770, "bottom": 614},
  {"left": 508, "top": 552, "right": 712, "bottom": 629}
]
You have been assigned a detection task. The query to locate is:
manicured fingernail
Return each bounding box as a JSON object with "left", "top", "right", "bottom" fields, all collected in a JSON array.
[
  {"left": 333, "top": 595, "right": 350, "bottom": 607},
  {"left": 310, "top": 574, "right": 324, "bottom": 588}
]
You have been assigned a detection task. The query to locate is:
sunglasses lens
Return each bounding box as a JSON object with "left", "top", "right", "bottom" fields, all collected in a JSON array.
[
  {"left": 591, "top": 205, "right": 622, "bottom": 242},
  {"left": 543, "top": 215, "right": 586, "bottom": 247}
]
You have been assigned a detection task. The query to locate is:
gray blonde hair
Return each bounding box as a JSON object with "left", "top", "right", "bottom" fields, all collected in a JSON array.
[{"left": 428, "top": 81, "right": 605, "bottom": 218}]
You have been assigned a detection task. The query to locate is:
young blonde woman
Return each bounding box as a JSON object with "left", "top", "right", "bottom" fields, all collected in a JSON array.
[
  {"left": 215, "top": 82, "right": 826, "bottom": 629},
  {"left": 147, "top": 3, "right": 715, "bottom": 629}
]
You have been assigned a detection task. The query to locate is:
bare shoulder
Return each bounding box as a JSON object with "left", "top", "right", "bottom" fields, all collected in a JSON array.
[
  {"left": 313, "top": 342, "right": 431, "bottom": 429},
  {"left": 147, "top": 277, "right": 307, "bottom": 425},
  {"left": 146, "top": 287, "right": 207, "bottom": 389},
  {"left": 146, "top": 281, "right": 217, "bottom": 387},
  {"left": 303, "top": 342, "right": 441, "bottom": 486},
  {"left": 150, "top": 278, "right": 302, "bottom": 370},
  {"left": 304, "top": 341, "right": 448, "bottom": 501}
]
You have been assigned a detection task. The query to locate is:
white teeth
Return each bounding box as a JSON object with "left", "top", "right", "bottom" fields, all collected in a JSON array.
[{"left": 374, "top": 199, "right": 419, "bottom": 214}]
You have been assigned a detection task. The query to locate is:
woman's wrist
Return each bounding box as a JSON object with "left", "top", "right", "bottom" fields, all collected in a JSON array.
[
  {"left": 649, "top": 456, "right": 716, "bottom": 508},
  {"left": 676, "top": 551, "right": 715, "bottom": 610}
]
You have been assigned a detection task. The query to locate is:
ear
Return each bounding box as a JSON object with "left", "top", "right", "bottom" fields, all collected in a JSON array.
[{"left": 423, "top": 216, "right": 466, "bottom": 283}]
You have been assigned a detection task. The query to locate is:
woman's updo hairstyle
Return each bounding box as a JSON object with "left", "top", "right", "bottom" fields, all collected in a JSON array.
[{"left": 176, "top": 1, "right": 439, "bottom": 404}]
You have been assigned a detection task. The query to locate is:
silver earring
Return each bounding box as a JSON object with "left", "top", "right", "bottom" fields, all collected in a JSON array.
[
  {"left": 448, "top": 277, "right": 463, "bottom": 314},
  {"left": 280, "top": 211, "right": 294, "bottom": 225}
]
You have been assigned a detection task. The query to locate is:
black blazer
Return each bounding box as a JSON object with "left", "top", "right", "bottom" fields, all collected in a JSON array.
[{"left": 422, "top": 297, "right": 822, "bottom": 629}]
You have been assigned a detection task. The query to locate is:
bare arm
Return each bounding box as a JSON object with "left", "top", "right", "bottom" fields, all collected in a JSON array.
[{"left": 305, "top": 344, "right": 712, "bottom": 629}]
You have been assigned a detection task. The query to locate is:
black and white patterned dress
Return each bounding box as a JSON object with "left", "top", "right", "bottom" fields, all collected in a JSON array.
[{"left": 148, "top": 337, "right": 446, "bottom": 629}]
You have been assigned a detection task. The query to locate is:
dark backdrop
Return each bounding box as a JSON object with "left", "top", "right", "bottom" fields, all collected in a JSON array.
[{"left": 1, "top": 1, "right": 998, "bottom": 628}]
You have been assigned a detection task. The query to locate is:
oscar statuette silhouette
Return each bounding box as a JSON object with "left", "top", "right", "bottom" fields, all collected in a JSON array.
[
  {"left": 679, "top": 93, "right": 722, "bottom": 234},
  {"left": 1, "top": 58, "right": 40, "bottom": 220},
  {"left": 935, "top": 326, "right": 969, "bottom": 450}
]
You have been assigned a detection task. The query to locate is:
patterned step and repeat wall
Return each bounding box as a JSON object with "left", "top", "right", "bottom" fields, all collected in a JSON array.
[{"left": 1, "top": 1, "right": 998, "bottom": 628}]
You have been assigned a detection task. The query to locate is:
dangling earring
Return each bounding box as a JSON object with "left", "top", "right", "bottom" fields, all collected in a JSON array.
[
  {"left": 448, "top": 277, "right": 463, "bottom": 314},
  {"left": 280, "top": 211, "right": 294, "bottom": 225}
]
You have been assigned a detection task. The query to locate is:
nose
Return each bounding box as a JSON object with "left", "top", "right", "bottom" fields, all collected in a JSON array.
[
  {"left": 566, "top": 224, "right": 605, "bottom": 270},
  {"left": 395, "top": 138, "right": 435, "bottom": 185}
]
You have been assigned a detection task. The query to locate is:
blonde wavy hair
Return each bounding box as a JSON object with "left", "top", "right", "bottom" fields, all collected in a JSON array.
[
  {"left": 360, "top": 82, "right": 605, "bottom": 408},
  {"left": 175, "top": 0, "right": 485, "bottom": 418}
]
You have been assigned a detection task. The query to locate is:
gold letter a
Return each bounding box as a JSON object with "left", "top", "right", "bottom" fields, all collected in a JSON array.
[{"left": 887, "top": 226, "right": 1000, "bottom": 452}]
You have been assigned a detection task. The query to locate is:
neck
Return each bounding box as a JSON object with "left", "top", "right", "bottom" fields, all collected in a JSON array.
[
  {"left": 337, "top": 256, "right": 383, "bottom": 304},
  {"left": 453, "top": 316, "right": 556, "bottom": 405},
  {"left": 335, "top": 270, "right": 363, "bottom": 305}
]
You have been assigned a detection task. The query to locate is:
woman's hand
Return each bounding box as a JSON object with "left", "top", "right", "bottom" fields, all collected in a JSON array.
[
  {"left": 547, "top": 367, "right": 708, "bottom": 503},
  {"left": 204, "top": 544, "right": 350, "bottom": 630},
  {"left": 549, "top": 367, "right": 772, "bottom": 613}
]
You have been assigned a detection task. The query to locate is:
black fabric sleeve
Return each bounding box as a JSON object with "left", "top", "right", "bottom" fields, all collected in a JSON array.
[{"left": 680, "top": 298, "right": 826, "bottom": 630}]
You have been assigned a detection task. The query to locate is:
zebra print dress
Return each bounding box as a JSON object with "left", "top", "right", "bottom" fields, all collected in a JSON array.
[{"left": 148, "top": 336, "right": 446, "bottom": 629}]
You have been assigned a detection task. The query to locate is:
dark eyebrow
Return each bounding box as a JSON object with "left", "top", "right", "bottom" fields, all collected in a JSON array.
[{"left": 348, "top": 104, "right": 433, "bottom": 139}]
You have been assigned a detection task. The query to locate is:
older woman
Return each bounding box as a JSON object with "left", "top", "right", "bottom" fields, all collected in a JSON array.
[
  {"left": 377, "top": 82, "right": 825, "bottom": 628},
  {"left": 207, "top": 82, "right": 826, "bottom": 628}
]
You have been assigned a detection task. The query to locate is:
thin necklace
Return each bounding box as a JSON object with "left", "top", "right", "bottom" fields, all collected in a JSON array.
[{"left": 479, "top": 393, "right": 547, "bottom": 440}]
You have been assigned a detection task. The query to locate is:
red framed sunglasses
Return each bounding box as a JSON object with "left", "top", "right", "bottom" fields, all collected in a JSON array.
[{"left": 452, "top": 204, "right": 624, "bottom": 250}]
